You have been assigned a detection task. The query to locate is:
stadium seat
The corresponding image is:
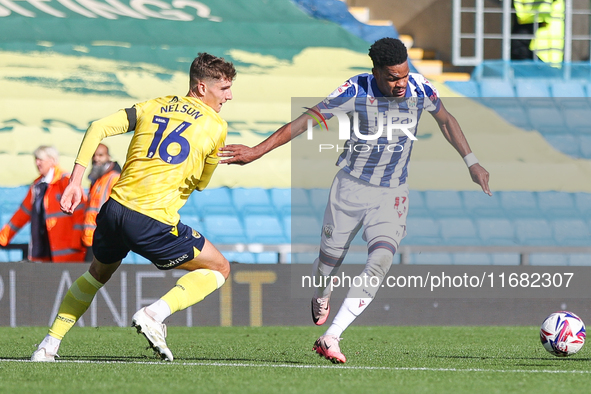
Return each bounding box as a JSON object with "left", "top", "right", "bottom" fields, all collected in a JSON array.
[
  {"left": 488, "top": 104, "right": 532, "bottom": 129},
  {"left": 424, "top": 190, "right": 466, "bottom": 217},
  {"left": 408, "top": 189, "right": 429, "bottom": 217},
  {"left": 537, "top": 191, "right": 579, "bottom": 218},
  {"left": 180, "top": 214, "right": 203, "bottom": 232},
  {"left": 461, "top": 191, "right": 505, "bottom": 218},
  {"left": 568, "top": 254, "right": 591, "bottom": 266},
  {"left": 190, "top": 187, "right": 237, "bottom": 216},
  {"left": 290, "top": 214, "right": 321, "bottom": 244},
  {"left": 550, "top": 81, "right": 587, "bottom": 98},
  {"left": 529, "top": 253, "right": 568, "bottom": 266},
  {"left": 309, "top": 188, "right": 329, "bottom": 217},
  {"left": 203, "top": 215, "right": 247, "bottom": 244},
  {"left": 439, "top": 218, "right": 481, "bottom": 245},
  {"left": 232, "top": 188, "right": 273, "bottom": 215},
  {"left": 551, "top": 219, "right": 591, "bottom": 246},
  {"left": 445, "top": 81, "right": 481, "bottom": 97},
  {"left": 405, "top": 217, "right": 441, "bottom": 245},
  {"left": 451, "top": 253, "right": 492, "bottom": 265},
  {"left": 410, "top": 252, "right": 453, "bottom": 265},
  {"left": 476, "top": 218, "right": 515, "bottom": 245},
  {"left": 499, "top": 191, "right": 539, "bottom": 217},
  {"left": 526, "top": 106, "right": 565, "bottom": 134},
  {"left": 574, "top": 192, "right": 591, "bottom": 218},
  {"left": 222, "top": 252, "right": 256, "bottom": 264},
  {"left": 562, "top": 105, "right": 591, "bottom": 134},
  {"left": 479, "top": 80, "right": 516, "bottom": 98},
  {"left": 243, "top": 214, "right": 288, "bottom": 244},
  {"left": 515, "top": 80, "right": 551, "bottom": 98},
  {"left": 543, "top": 134, "right": 581, "bottom": 157},
  {"left": 579, "top": 135, "right": 591, "bottom": 159},
  {"left": 514, "top": 218, "right": 555, "bottom": 246},
  {"left": 270, "top": 189, "right": 291, "bottom": 214}
]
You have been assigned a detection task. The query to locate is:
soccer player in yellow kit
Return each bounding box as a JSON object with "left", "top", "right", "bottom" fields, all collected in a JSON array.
[{"left": 31, "top": 53, "right": 235, "bottom": 362}]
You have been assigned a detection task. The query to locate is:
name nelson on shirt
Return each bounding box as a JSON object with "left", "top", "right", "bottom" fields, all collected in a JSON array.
[{"left": 160, "top": 104, "right": 203, "bottom": 120}]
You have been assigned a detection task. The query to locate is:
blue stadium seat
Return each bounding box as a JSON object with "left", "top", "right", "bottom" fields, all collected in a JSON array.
[
  {"left": 489, "top": 104, "right": 532, "bottom": 129},
  {"left": 529, "top": 254, "right": 568, "bottom": 266},
  {"left": 180, "top": 214, "right": 203, "bottom": 232},
  {"left": 543, "top": 134, "right": 581, "bottom": 157},
  {"left": 232, "top": 188, "right": 273, "bottom": 215},
  {"left": 405, "top": 217, "right": 441, "bottom": 245},
  {"left": 562, "top": 105, "right": 591, "bottom": 134},
  {"left": 309, "top": 188, "right": 329, "bottom": 216},
  {"left": 451, "top": 253, "right": 492, "bottom": 265},
  {"left": 445, "top": 81, "right": 480, "bottom": 97},
  {"left": 255, "top": 252, "right": 279, "bottom": 264},
  {"left": 439, "top": 218, "right": 481, "bottom": 245},
  {"left": 243, "top": 214, "right": 288, "bottom": 244},
  {"left": 550, "top": 81, "right": 587, "bottom": 98},
  {"left": 270, "top": 188, "right": 291, "bottom": 214},
  {"left": 499, "top": 191, "right": 539, "bottom": 217},
  {"left": 290, "top": 214, "right": 321, "bottom": 244},
  {"left": 122, "top": 252, "right": 150, "bottom": 265},
  {"left": 424, "top": 190, "right": 466, "bottom": 217},
  {"left": 526, "top": 106, "right": 565, "bottom": 134},
  {"left": 476, "top": 218, "right": 515, "bottom": 245},
  {"left": 203, "top": 215, "right": 247, "bottom": 244},
  {"left": 514, "top": 219, "right": 555, "bottom": 245},
  {"left": 408, "top": 190, "right": 429, "bottom": 217},
  {"left": 462, "top": 191, "right": 505, "bottom": 218},
  {"left": 568, "top": 254, "right": 591, "bottom": 266},
  {"left": 0, "top": 249, "right": 24, "bottom": 262},
  {"left": 551, "top": 219, "right": 591, "bottom": 246},
  {"left": 479, "top": 80, "right": 516, "bottom": 98},
  {"left": 191, "top": 188, "right": 236, "bottom": 215},
  {"left": 410, "top": 253, "right": 453, "bottom": 265},
  {"left": 291, "top": 252, "right": 318, "bottom": 264},
  {"left": 579, "top": 135, "right": 591, "bottom": 159},
  {"left": 222, "top": 252, "right": 256, "bottom": 264},
  {"left": 515, "top": 80, "right": 551, "bottom": 98},
  {"left": 537, "top": 192, "right": 578, "bottom": 218},
  {"left": 574, "top": 192, "right": 591, "bottom": 218}
]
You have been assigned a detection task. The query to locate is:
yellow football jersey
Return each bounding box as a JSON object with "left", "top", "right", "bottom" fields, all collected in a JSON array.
[{"left": 75, "top": 95, "right": 227, "bottom": 225}]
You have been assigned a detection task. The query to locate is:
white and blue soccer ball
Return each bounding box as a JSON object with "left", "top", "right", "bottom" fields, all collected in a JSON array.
[{"left": 540, "top": 311, "right": 586, "bottom": 357}]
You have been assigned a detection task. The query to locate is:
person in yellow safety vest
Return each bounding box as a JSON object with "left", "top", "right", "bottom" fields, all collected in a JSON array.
[
  {"left": 530, "top": 0, "right": 565, "bottom": 63},
  {"left": 511, "top": 0, "right": 557, "bottom": 61}
]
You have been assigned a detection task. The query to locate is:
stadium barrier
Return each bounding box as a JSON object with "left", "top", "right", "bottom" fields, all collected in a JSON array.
[{"left": 1, "top": 262, "right": 589, "bottom": 327}]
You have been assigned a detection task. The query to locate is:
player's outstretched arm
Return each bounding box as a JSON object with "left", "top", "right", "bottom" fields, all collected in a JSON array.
[
  {"left": 219, "top": 111, "right": 314, "bottom": 165},
  {"left": 60, "top": 163, "right": 86, "bottom": 214},
  {"left": 432, "top": 103, "right": 492, "bottom": 196}
]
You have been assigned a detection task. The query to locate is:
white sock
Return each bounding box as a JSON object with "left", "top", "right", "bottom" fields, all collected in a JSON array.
[
  {"left": 39, "top": 334, "right": 61, "bottom": 355},
  {"left": 325, "top": 296, "right": 372, "bottom": 337},
  {"left": 145, "top": 299, "right": 172, "bottom": 323}
]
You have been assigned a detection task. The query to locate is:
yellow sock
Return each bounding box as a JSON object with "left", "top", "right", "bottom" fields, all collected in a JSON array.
[
  {"left": 48, "top": 271, "right": 103, "bottom": 340},
  {"left": 161, "top": 269, "right": 225, "bottom": 313}
]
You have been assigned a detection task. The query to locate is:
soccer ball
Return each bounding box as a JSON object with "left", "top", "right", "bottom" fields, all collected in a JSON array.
[{"left": 540, "top": 311, "right": 586, "bottom": 357}]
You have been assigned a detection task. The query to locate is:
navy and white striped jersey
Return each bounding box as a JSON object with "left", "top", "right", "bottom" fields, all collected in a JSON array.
[{"left": 316, "top": 73, "right": 441, "bottom": 187}]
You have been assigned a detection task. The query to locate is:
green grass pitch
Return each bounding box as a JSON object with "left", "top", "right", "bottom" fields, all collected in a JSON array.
[{"left": 0, "top": 326, "right": 589, "bottom": 393}]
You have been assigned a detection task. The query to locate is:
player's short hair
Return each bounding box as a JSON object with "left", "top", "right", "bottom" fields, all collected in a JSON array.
[
  {"left": 34, "top": 145, "right": 59, "bottom": 163},
  {"left": 189, "top": 53, "right": 236, "bottom": 89},
  {"left": 368, "top": 38, "right": 408, "bottom": 68}
]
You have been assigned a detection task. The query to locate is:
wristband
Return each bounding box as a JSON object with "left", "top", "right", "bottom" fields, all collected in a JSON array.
[{"left": 463, "top": 153, "right": 479, "bottom": 168}]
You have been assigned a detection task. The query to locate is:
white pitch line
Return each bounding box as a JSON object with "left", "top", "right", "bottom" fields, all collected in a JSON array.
[{"left": 1, "top": 358, "right": 590, "bottom": 374}]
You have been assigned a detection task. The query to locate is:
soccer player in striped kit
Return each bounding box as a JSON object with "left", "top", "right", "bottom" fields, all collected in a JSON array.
[{"left": 220, "top": 38, "right": 491, "bottom": 363}]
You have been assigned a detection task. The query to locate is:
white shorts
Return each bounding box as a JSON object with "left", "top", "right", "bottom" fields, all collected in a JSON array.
[{"left": 320, "top": 170, "right": 409, "bottom": 258}]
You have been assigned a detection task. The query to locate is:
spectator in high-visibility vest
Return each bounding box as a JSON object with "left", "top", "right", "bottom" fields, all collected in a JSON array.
[
  {"left": 82, "top": 143, "right": 121, "bottom": 261},
  {"left": 511, "top": 0, "right": 553, "bottom": 60},
  {"left": 0, "top": 146, "right": 86, "bottom": 262},
  {"left": 530, "top": 0, "right": 565, "bottom": 63}
]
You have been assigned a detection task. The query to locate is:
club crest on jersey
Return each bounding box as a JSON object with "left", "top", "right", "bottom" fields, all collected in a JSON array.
[
  {"left": 323, "top": 224, "right": 334, "bottom": 239},
  {"left": 192, "top": 229, "right": 202, "bottom": 239}
]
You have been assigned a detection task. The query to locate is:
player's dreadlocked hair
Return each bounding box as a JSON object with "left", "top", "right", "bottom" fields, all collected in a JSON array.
[
  {"left": 189, "top": 52, "right": 236, "bottom": 89},
  {"left": 368, "top": 38, "right": 408, "bottom": 68}
]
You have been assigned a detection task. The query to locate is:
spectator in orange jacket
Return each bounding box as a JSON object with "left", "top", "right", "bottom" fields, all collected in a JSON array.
[
  {"left": 0, "top": 146, "right": 86, "bottom": 262},
  {"left": 83, "top": 143, "right": 121, "bottom": 260}
]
